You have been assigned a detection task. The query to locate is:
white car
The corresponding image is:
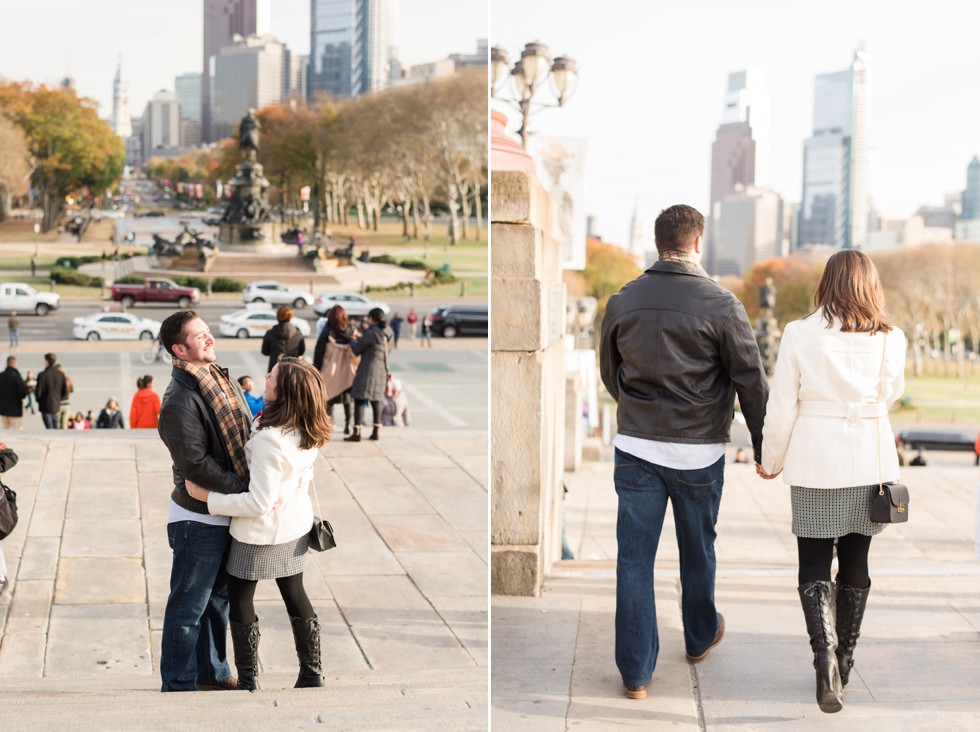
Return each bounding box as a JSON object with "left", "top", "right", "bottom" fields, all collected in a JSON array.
[
  {"left": 313, "top": 292, "right": 390, "bottom": 318},
  {"left": 242, "top": 280, "right": 314, "bottom": 309},
  {"left": 219, "top": 306, "right": 312, "bottom": 339},
  {"left": 72, "top": 312, "right": 162, "bottom": 341}
]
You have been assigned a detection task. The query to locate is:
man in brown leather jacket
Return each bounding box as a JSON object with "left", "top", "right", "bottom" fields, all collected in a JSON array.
[
  {"left": 599, "top": 204, "right": 768, "bottom": 700},
  {"left": 157, "top": 311, "right": 252, "bottom": 692}
]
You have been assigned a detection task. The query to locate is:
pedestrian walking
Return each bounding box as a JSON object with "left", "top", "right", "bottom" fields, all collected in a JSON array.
[
  {"left": 96, "top": 398, "right": 125, "bottom": 428},
  {"left": 7, "top": 312, "right": 19, "bottom": 348},
  {"left": 261, "top": 306, "right": 306, "bottom": 374},
  {"left": 406, "top": 308, "right": 419, "bottom": 340},
  {"left": 420, "top": 315, "right": 433, "bottom": 347},
  {"left": 23, "top": 371, "right": 36, "bottom": 415},
  {"left": 598, "top": 204, "right": 768, "bottom": 700},
  {"left": 130, "top": 374, "right": 161, "bottom": 429},
  {"left": 157, "top": 310, "right": 253, "bottom": 692},
  {"left": 390, "top": 312, "right": 402, "bottom": 348},
  {"left": 312, "top": 305, "right": 358, "bottom": 435},
  {"left": 345, "top": 308, "right": 393, "bottom": 442},
  {"left": 55, "top": 364, "right": 72, "bottom": 429},
  {"left": 29, "top": 256, "right": 36, "bottom": 278},
  {"left": 184, "top": 357, "right": 332, "bottom": 691},
  {"left": 0, "top": 357, "right": 29, "bottom": 430},
  {"left": 34, "top": 354, "right": 68, "bottom": 430},
  {"left": 757, "top": 250, "right": 907, "bottom": 714}
]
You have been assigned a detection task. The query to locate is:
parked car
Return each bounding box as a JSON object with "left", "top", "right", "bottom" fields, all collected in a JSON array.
[
  {"left": 896, "top": 430, "right": 976, "bottom": 452},
  {"left": 0, "top": 282, "right": 60, "bottom": 316},
  {"left": 218, "top": 304, "right": 312, "bottom": 339},
  {"left": 72, "top": 311, "right": 162, "bottom": 341},
  {"left": 242, "top": 280, "right": 315, "bottom": 309},
  {"left": 312, "top": 292, "right": 390, "bottom": 318},
  {"left": 428, "top": 304, "right": 488, "bottom": 338},
  {"left": 111, "top": 278, "right": 200, "bottom": 308}
]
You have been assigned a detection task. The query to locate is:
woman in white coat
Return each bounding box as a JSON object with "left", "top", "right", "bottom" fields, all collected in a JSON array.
[
  {"left": 186, "top": 357, "right": 332, "bottom": 691},
  {"left": 758, "top": 250, "right": 906, "bottom": 714}
]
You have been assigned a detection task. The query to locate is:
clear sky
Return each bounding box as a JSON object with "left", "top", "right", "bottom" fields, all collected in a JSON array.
[
  {"left": 491, "top": 0, "right": 980, "bottom": 248},
  {"left": 0, "top": 0, "right": 486, "bottom": 119}
]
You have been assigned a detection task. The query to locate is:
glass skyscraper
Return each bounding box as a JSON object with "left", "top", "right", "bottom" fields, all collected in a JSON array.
[
  {"left": 962, "top": 156, "right": 980, "bottom": 221},
  {"left": 309, "top": 0, "right": 388, "bottom": 100},
  {"left": 798, "top": 47, "right": 871, "bottom": 249}
]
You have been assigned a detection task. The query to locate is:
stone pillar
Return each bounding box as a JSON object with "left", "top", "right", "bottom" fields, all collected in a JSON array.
[{"left": 491, "top": 169, "right": 566, "bottom": 596}]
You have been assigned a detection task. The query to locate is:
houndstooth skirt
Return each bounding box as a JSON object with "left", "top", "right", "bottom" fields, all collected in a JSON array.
[
  {"left": 227, "top": 534, "right": 309, "bottom": 581},
  {"left": 791, "top": 485, "right": 886, "bottom": 539}
]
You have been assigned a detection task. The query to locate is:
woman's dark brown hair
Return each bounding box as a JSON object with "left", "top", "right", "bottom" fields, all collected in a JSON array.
[
  {"left": 813, "top": 250, "right": 892, "bottom": 334},
  {"left": 258, "top": 357, "right": 332, "bottom": 449},
  {"left": 277, "top": 305, "right": 293, "bottom": 323},
  {"left": 326, "top": 304, "right": 348, "bottom": 332}
]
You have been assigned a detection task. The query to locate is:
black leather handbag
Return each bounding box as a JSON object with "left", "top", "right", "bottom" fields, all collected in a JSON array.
[
  {"left": 0, "top": 481, "right": 17, "bottom": 540},
  {"left": 870, "top": 333, "right": 910, "bottom": 524},
  {"left": 870, "top": 482, "right": 909, "bottom": 523},
  {"left": 307, "top": 478, "right": 336, "bottom": 552}
]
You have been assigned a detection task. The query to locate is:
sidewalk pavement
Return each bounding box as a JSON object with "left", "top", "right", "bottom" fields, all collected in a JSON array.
[
  {"left": 492, "top": 448, "right": 980, "bottom": 731},
  {"left": 0, "top": 429, "right": 487, "bottom": 730}
]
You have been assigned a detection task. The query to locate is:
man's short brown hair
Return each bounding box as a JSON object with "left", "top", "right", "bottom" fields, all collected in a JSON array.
[
  {"left": 654, "top": 204, "right": 704, "bottom": 253},
  {"left": 159, "top": 311, "right": 199, "bottom": 357}
]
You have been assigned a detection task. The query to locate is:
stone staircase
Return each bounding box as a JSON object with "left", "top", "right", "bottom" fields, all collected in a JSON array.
[{"left": 0, "top": 669, "right": 488, "bottom": 730}]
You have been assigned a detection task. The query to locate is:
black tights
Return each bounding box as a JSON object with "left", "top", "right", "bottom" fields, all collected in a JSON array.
[
  {"left": 354, "top": 400, "right": 381, "bottom": 427},
  {"left": 227, "top": 572, "right": 315, "bottom": 624},
  {"left": 797, "top": 533, "right": 872, "bottom": 588}
]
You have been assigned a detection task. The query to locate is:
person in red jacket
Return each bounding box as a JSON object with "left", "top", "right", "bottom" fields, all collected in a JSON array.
[{"left": 130, "top": 374, "right": 161, "bottom": 429}]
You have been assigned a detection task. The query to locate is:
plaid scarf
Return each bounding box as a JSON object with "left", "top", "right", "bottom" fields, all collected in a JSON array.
[{"left": 173, "top": 359, "right": 250, "bottom": 479}]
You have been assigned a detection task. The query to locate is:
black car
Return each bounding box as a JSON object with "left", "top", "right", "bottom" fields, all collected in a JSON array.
[{"left": 428, "top": 305, "right": 488, "bottom": 338}]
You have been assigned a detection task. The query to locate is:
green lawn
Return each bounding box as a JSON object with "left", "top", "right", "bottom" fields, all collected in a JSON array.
[{"left": 894, "top": 373, "right": 980, "bottom": 424}]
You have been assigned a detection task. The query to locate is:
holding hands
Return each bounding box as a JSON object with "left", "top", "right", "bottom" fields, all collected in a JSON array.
[{"left": 755, "top": 463, "right": 781, "bottom": 480}]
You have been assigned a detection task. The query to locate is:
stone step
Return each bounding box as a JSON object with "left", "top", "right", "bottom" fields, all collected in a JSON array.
[
  {"left": 206, "top": 253, "right": 317, "bottom": 276},
  {"left": 0, "top": 669, "right": 488, "bottom": 730}
]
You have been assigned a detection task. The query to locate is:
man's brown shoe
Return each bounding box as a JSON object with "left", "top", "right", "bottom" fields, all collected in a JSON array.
[
  {"left": 624, "top": 684, "right": 648, "bottom": 699},
  {"left": 686, "top": 613, "right": 725, "bottom": 662},
  {"left": 195, "top": 677, "right": 239, "bottom": 691}
]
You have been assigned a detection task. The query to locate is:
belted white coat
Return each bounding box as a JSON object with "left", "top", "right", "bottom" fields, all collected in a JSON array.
[
  {"left": 761, "top": 310, "right": 907, "bottom": 489},
  {"left": 207, "top": 426, "right": 316, "bottom": 545}
]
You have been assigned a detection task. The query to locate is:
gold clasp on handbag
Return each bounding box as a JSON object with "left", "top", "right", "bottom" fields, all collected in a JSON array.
[{"left": 898, "top": 502, "right": 906, "bottom": 513}]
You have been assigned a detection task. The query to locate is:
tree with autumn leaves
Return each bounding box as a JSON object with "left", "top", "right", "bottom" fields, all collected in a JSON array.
[
  {"left": 145, "top": 68, "right": 487, "bottom": 244},
  {"left": 0, "top": 82, "right": 125, "bottom": 231}
]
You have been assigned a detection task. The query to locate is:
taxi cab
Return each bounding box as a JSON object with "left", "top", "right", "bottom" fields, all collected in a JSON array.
[
  {"left": 218, "top": 303, "right": 312, "bottom": 339},
  {"left": 72, "top": 311, "right": 162, "bottom": 341}
]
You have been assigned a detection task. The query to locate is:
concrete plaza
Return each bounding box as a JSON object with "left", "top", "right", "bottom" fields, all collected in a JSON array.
[
  {"left": 0, "top": 429, "right": 487, "bottom": 730},
  {"left": 492, "top": 448, "right": 980, "bottom": 730}
]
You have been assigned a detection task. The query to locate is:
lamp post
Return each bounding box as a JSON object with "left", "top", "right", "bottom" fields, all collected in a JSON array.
[{"left": 490, "top": 42, "right": 578, "bottom": 147}]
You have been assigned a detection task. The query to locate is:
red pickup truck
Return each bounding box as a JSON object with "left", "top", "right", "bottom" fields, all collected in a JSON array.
[{"left": 111, "top": 278, "right": 201, "bottom": 309}]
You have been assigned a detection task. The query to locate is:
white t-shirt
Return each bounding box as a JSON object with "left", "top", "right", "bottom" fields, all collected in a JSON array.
[
  {"left": 168, "top": 498, "right": 230, "bottom": 527},
  {"left": 614, "top": 434, "right": 725, "bottom": 471}
]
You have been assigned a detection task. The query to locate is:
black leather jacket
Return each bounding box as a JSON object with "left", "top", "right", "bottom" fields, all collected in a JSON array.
[
  {"left": 158, "top": 367, "right": 252, "bottom": 514},
  {"left": 599, "top": 260, "right": 768, "bottom": 462}
]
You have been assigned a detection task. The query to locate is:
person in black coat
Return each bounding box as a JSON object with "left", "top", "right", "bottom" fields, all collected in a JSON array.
[
  {"left": 261, "top": 306, "right": 306, "bottom": 373},
  {"left": 0, "top": 356, "right": 29, "bottom": 430},
  {"left": 96, "top": 398, "right": 126, "bottom": 429},
  {"left": 33, "top": 353, "right": 68, "bottom": 430}
]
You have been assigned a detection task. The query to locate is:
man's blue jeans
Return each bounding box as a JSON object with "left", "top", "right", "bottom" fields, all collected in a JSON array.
[
  {"left": 160, "top": 521, "right": 233, "bottom": 692},
  {"left": 41, "top": 412, "right": 58, "bottom": 429},
  {"left": 614, "top": 448, "right": 724, "bottom": 687}
]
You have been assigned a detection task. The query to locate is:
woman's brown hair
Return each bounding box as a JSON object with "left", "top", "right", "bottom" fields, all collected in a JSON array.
[
  {"left": 813, "top": 250, "right": 892, "bottom": 334},
  {"left": 326, "top": 304, "right": 348, "bottom": 332},
  {"left": 258, "top": 357, "right": 332, "bottom": 449}
]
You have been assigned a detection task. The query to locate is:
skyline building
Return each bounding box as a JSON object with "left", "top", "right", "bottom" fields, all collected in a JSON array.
[
  {"left": 142, "top": 89, "right": 181, "bottom": 153},
  {"left": 962, "top": 156, "right": 980, "bottom": 221},
  {"left": 797, "top": 46, "right": 872, "bottom": 250},
  {"left": 715, "top": 184, "right": 785, "bottom": 277},
  {"left": 110, "top": 57, "right": 132, "bottom": 139},
  {"left": 175, "top": 73, "right": 202, "bottom": 123},
  {"left": 202, "top": 0, "right": 259, "bottom": 142},
  {"left": 309, "top": 0, "right": 389, "bottom": 101},
  {"left": 211, "top": 34, "right": 286, "bottom": 141},
  {"left": 705, "top": 69, "right": 769, "bottom": 275}
]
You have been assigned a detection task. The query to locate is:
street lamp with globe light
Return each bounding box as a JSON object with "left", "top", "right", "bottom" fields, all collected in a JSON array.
[{"left": 490, "top": 42, "right": 578, "bottom": 148}]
